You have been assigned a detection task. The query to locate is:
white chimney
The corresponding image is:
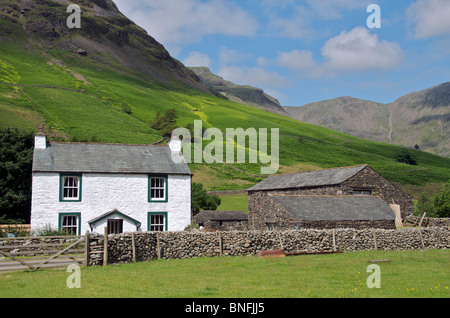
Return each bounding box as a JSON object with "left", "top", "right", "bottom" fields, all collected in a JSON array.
[
  {"left": 34, "top": 125, "right": 47, "bottom": 149},
  {"left": 168, "top": 135, "right": 181, "bottom": 153}
]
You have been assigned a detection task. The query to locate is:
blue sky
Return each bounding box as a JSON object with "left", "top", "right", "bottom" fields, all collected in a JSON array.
[{"left": 114, "top": 0, "right": 450, "bottom": 106}]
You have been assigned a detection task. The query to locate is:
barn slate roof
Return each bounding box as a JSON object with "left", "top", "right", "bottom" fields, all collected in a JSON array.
[
  {"left": 248, "top": 165, "right": 367, "bottom": 191},
  {"left": 198, "top": 210, "right": 248, "bottom": 221},
  {"left": 270, "top": 195, "right": 395, "bottom": 221},
  {"left": 32, "top": 142, "right": 191, "bottom": 175}
]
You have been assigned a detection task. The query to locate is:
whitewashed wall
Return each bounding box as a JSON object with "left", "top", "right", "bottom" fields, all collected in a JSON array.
[{"left": 30, "top": 172, "right": 191, "bottom": 234}]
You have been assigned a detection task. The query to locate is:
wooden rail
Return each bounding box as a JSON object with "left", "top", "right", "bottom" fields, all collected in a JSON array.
[{"left": 0, "top": 233, "right": 89, "bottom": 272}]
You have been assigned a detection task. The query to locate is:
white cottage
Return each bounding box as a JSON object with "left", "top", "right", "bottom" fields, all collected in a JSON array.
[{"left": 30, "top": 130, "right": 192, "bottom": 235}]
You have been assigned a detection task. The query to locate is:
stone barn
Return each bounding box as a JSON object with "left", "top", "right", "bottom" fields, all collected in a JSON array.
[
  {"left": 247, "top": 165, "right": 413, "bottom": 231},
  {"left": 193, "top": 210, "right": 249, "bottom": 231}
]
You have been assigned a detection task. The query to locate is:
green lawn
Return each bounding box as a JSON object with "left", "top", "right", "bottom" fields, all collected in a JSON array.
[
  {"left": 0, "top": 249, "right": 448, "bottom": 298},
  {"left": 217, "top": 193, "right": 249, "bottom": 214}
]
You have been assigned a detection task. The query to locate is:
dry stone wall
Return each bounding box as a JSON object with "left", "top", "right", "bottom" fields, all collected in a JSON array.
[{"left": 88, "top": 226, "right": 449, "bottom": 266}]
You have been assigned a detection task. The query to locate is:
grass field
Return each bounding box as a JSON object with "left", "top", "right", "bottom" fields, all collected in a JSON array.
[
  {"left": 0, "top": 249, "right": 448, "bottom": 298},
  {"left": 217, "top": 193, "right": 249, "bottom": 214}
]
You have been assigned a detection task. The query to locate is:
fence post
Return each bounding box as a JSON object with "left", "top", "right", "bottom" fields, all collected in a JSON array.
[
  {"left": 103, "top": 227, "right": 108, "bottom": 266},
  {"left": 84, "top": 230, "right": 90, "bottom": 267},
  {"left": 278, "top": 232, "right": 284, "bottom": 250},
  {"left": 218, "top": 231, "right": 223, "bottom": 257},
  {"left": 131, "top": 232, "right": 136, "bottom": 263},
  {"left": 332, "top": 229, "right": 336, "bottom": 252},
  {"left": 157, "top": 232, "right": 161, "bottom": 260}
]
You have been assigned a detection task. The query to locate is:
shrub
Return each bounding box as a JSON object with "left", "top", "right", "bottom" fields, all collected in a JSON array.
[
  {"left": 31, "top": 224, "right": 69, "bottom": 236},
  {"left": 394, "top": 149, "right": 417, "bottom": 165},
  {"left": 414, "top": 192, "right": 436, "bottom": 217},
  {"left": 150, "top": 108, "right": 178, "bottom": 137},
  {"left": 433, "top": 181, "right": 450, "bottom": 217},
  {"left": 191, "top": 182, "right": 221, "bottom": 215}
]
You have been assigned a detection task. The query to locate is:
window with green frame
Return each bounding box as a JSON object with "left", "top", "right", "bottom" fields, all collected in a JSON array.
[
  {"left": 148, "top": 212, "right": 168, "bottom": 231},
  {"left": 59, "top": 213, "right": 81, "bottom": 235},
  {"left": 60, "top": 173, "right": 82, "bottom": 202},
  {"left": 148, "top": 175, "right": 168, "bottom": 202}
]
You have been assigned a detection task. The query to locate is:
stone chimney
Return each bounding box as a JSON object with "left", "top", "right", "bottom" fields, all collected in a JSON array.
[{"left": 34, "top": 125, "right": 47, "bottom": 149}]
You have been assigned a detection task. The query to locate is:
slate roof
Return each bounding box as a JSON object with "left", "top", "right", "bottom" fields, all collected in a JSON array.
[
  {"left": 32, "top": 142, "right": 191, "bottom": 175},
  {"left": 198, "top": 210, "right": 248, "bottom": 221},
  {"left": 270, "top": 195, "right": 395, "bottom": 221},
  {"left": 248, "top": 165, "right": 367, "bottom": 191},
  {"left": 88, "top": 209, "right": 141, "bottom": 227}
]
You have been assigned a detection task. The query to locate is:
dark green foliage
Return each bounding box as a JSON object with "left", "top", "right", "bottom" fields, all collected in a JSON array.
[
  {"left": 121, "top": 102, "right": 132, "bottom": 115},
  {"left": 414, "top": 180, "right": 450, "bottom": 218},
  {"left": 0, "top": 128, "right": 34, "bottom": 223},
  {"left": 394, "top": 149, "right": 417, "bottom": 165},
  {"left": 191, "top": 182, "right": 221, "bottom": 215},
  {"left": 150, "top": 108, "right": 179, "bottom": 137},
  {"left": 414, "top": 192, "right": 436, "bottom": 217},
  {"left": 433, "top": 181, "right": 450, "bottom": 217}
]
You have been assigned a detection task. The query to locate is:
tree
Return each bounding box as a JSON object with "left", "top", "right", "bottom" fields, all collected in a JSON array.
[
  {"left": 191, "top": 182, "right": 221, "bottom": 215},
  {"left": 414, "top": 192, "right": 436, "bottom": 217},
  {"left": 0, "top": 128, "right": 34, "bottom": 223},
  {"left": 150, "top": 108, "right": 179, "bottom": 137},
  {"left": 433, "top": 181, "right": 450, "bottom": 217},
  {"left": 394, "top": 149, "right": 417, "bottom": 165}
]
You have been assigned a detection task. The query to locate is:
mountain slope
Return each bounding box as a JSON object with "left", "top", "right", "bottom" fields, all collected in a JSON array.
[
  {"left": 0, "top": 0, "right": 449, "bottom": 193},
  {"left": 0, "top": 0, "right": 211, "bottom": 93},
  {"left": 189, "top": 66, "right": 289, "bottom": 116},
  {"left": 284, "top": 83, "right": 450, "bottom": 157}
]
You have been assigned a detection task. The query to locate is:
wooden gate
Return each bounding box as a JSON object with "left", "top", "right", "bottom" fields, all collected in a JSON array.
[{"left": 0, "top": 233, "right": 89, "bottom": 272}]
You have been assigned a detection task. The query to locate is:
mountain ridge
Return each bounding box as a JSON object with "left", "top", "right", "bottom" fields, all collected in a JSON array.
[
  {"left": 189, "top": 66, "right": 289, "bottom": 116},
  {"left": 284, "top": 82, "right": 450, "bottom": 157}
]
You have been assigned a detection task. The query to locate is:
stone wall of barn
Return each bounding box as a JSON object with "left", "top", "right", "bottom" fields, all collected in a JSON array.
[
  {"left": 341, "top": 166, "right": 414, "bottom": 219},
  {"left": 87, "top": 226, "right": 449, "bottom": 266},
  {"left": 247, "top": 166, "right": 414, "bottom": 230}
]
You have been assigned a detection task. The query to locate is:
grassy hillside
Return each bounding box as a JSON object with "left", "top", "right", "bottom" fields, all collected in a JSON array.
[{"left": 0, "top": 1, "right": 449, "bottom": 194}]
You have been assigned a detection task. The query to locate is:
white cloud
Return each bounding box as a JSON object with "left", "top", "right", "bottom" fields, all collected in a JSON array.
[
  {"left": 407, "top": 0, "right": 450, "bottom": 39},
  {"left": 218, "top": 66, "right": 290, "bottom": 88},
  {"left": 276, "top": 50, "right": 317, "bottom": 71},
  {"left": 219, "top": 47, "right": 251, "bottom": 66},
  {"left": 183, "top": 52, "right": 211, "bottom": 68},
  {"left": 276, "top": 49, "right": 324, "bottom": 78},
  {"left": 276, "top": 27, "right": 403, "bottom": 77},
  {"left": 268, "top": 16, "right": 313, "bottom": 39},
  {"left": 114, "top": 0, "right": 259, "bottom": 46},
  {"left": 322, "top": 26, "right": 403, "bottom": 71}
]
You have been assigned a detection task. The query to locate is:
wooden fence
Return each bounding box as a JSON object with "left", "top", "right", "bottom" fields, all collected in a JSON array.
[
  {"left": 0, "top": 232, "right": 88, "bottom": 272},
  {"left": 0, "top": 224, "right": 31, "bottom": 236}
]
